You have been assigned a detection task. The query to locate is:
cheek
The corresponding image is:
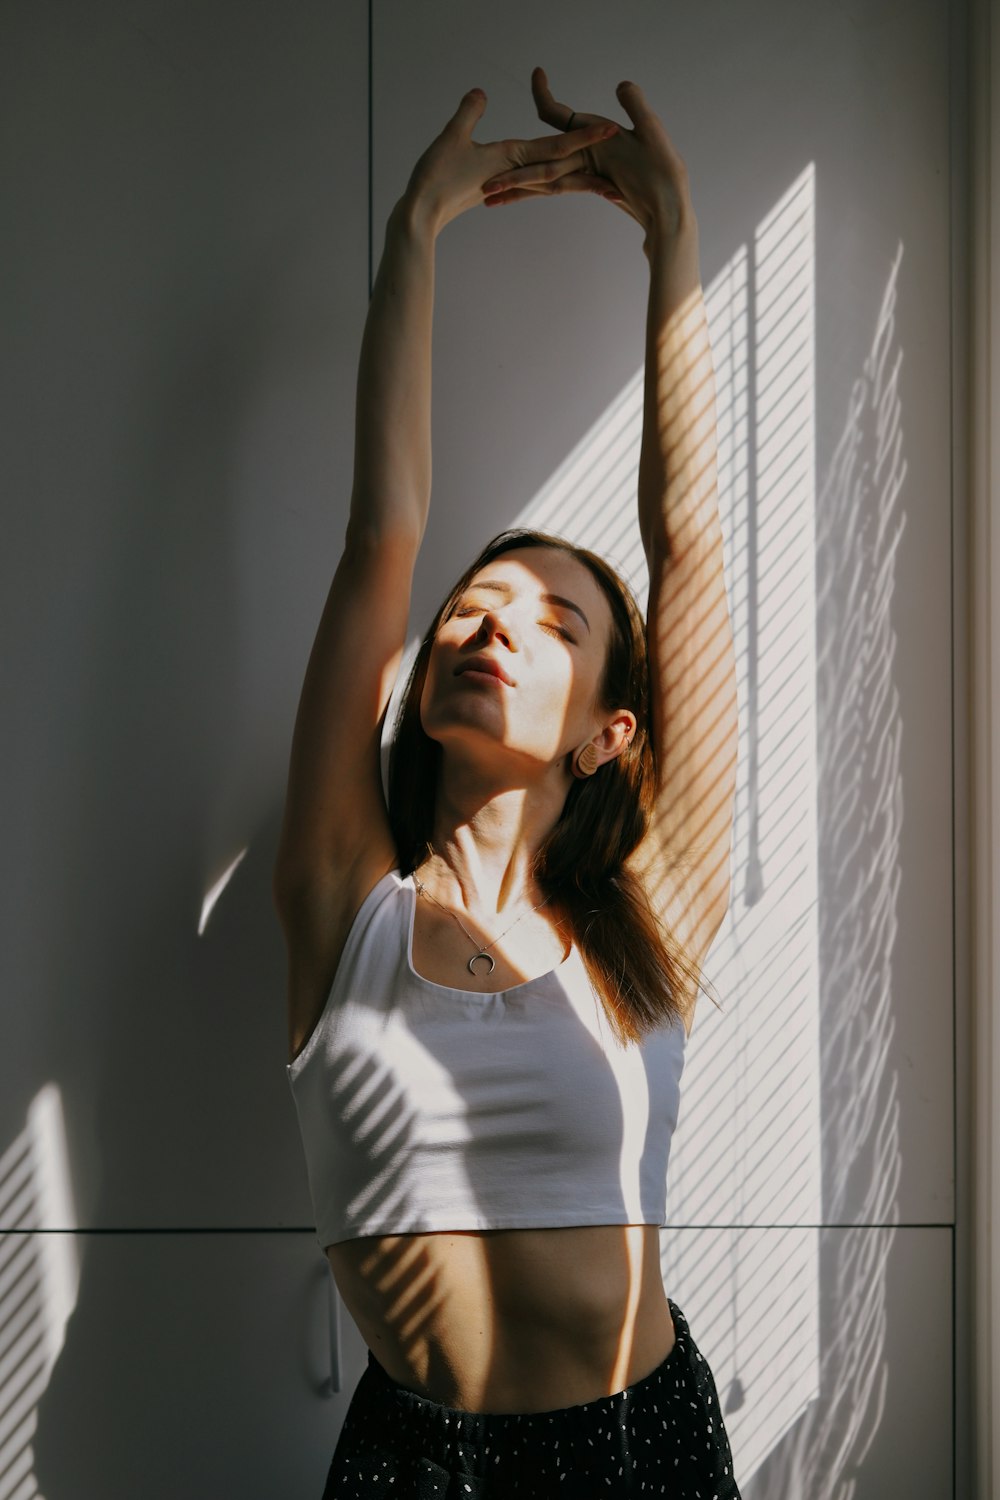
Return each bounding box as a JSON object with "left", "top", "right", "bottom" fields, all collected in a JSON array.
[
  {"left": 565, "top": 652, "right": 602, "bottom": 714},
  {"left": 522, "top": 657, "right": 582, "bottom": 738}
]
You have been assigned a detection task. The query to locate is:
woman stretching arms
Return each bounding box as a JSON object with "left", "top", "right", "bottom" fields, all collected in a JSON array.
[{"left": 275, "top": 67, "right": 741, "bottom": 1498}]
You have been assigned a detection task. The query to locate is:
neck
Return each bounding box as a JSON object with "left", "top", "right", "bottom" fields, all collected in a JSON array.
[{"left": 424, "top": 754, "right": 570, "bottom": 917}]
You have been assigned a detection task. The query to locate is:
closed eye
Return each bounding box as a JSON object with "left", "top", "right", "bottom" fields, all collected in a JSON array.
[{"left": 451, "top": 603, "right": 575, "bottom": 642}]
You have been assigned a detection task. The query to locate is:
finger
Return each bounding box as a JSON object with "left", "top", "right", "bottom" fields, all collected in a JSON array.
[
  {"left": 530, "top": 66, "right": 606, "bottom": 133},
  {"left": 483, "top": 184, "right": 550, "bottom": 207},
  {"left": 514, "top": 119, "right": 618, "bottom": 168},
  {"left": 492, "top": 169, "right": 613, "bottom": 197},
  {"left": 482, "top": 147, "right": 606, "bottom": 196},
  {"left": 447, "top": 86, "right": 488, "bottom": 138},
  {"left": 615, "top": 79, "right": 689, "bottom": 179},
  {"left": 530, "top": 65, "right": 571, "bottom": 130},
  {"left": 483, "top": 171, "right": 625, "bottom": 207},
  {"left": 614, "top": 80, "right": 654, "bottom": 132}
]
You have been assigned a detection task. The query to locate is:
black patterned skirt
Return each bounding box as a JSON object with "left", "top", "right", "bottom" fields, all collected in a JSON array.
[{"left": 321, "top": 1299, "right": 742, "bottom": 1498}]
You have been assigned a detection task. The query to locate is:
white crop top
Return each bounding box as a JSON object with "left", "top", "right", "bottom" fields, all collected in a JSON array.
[{"left": 286, "top": 870, "right": 687, "bottom": 1249}]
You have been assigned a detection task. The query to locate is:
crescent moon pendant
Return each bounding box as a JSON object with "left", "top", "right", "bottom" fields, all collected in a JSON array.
[{"left": 468, "top": 952, "right": 495, "bottom": 976}]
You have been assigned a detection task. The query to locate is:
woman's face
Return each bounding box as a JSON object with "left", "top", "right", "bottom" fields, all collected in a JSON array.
[{"left": 420, "top": 547, "right": 617, "bottom": 774}]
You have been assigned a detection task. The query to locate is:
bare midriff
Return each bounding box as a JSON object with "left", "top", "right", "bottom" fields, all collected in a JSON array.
[{"left": 325, "top": 1221, "right": 676, "bottom": 1415}]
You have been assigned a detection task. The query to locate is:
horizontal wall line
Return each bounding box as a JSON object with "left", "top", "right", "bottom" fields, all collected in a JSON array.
[{"left": 0, "top": 1221, "right": 957, "bottom": 1235}]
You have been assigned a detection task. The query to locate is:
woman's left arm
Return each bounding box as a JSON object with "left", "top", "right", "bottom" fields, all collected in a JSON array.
[
  {"left": 628, "top": 123, "right": 738, "bottom": 959},
  {"left": 487, "top": 73, "right": 739, "bottom": 951},
  {"left": 638, "top": 223, "right": 738, "bottom": 950}
]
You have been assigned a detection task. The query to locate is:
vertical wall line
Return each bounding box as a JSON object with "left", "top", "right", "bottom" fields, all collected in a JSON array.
[
  {"left": 970, "top": 0, "right": 999, "bottom": 1494},
  {"left": 953, "top": 1223, "right": 959, "bottom": 1498},
  {"left": 367, "top": 0, "right": 374, "bottom": 300},
  {"left": 949, "top": 0, "right": 968, "bottom": 1492}
]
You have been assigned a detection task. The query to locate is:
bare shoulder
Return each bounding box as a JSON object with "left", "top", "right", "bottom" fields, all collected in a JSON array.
[{"left": 277, "top": 850, "right": 399, "bottom": 1064}]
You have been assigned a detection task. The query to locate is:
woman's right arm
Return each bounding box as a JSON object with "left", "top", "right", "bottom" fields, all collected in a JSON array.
[
  {"left": 271, "top": 184, "right": 443, "bottom": 1066},
  {"left": 272, "top": 91, "right": 618, "bottom": 951},
  {"left": 272, "top": 191, "right": 438, "bottom": 907}
]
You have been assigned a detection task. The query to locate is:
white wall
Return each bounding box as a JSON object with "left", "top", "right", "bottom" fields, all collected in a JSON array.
[{"left": 0, "top": 1, "right": 962, "bottom": 1495}]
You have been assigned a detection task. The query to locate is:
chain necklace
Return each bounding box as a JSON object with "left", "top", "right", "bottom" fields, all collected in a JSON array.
[{"left": 413, "top": 867, "right": 552, "bottom": 977}]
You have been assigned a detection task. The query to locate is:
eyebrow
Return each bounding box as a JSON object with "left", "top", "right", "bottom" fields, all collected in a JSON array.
[{"left": 462, "top": 578, "right": 591, "bottom": 633}]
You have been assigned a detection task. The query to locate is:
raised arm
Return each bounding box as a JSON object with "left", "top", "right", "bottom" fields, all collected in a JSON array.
[
  {"left": 634, "top": 184, "right": 738, "bottom": 975},
  {"left": 271, "top": 164, "right": 441, "bottom": 904},
  {"left": 273, "top": 91, "right": 620, "bottom": 1054},
  {"left": 487, "top": 73, "right": 739, "bottom": 1015},
  {"left": 274, "top": 90, "right": 620, "bottom": 890},
  {"left": 610, "top": 85, "right": 738, "bottom": 985}
]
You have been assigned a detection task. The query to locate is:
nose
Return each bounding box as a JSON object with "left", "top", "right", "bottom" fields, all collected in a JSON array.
[{"left": 475, "top": 609, "right": 517, "bottom": 651}]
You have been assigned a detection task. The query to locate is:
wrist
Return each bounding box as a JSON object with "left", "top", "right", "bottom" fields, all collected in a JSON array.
[
  {"left": 643, "top": 214, "right": 701, "bottom": 274},
  {"left": 644, "top": 207, "right": 701, "bottom": 262},
  {"left": 392, "top": 186, "right": 445, "bottom": 244}
]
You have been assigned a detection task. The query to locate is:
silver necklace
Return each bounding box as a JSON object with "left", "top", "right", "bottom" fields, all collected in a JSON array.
[{"left": 413, "top": 870, "right": 552, "bottom": 977}]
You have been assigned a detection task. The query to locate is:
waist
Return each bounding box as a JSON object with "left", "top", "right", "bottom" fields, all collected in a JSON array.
[{"left": 326, "top": 1222, "right": 675, "bottom": 1414}]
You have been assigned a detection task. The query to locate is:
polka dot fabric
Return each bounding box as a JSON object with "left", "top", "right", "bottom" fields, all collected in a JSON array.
[{"left": 320, "top": 1300, "right": 742, "bottom": 1498}]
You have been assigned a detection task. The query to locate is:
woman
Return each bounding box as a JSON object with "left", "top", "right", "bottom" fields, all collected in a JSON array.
[{"left": 275, "top": 67, "right": 741, "bottom": 1499}]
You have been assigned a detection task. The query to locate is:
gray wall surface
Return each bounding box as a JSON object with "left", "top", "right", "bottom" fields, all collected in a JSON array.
[{"left": 1, "top": 1, "right": 960, "bottom": 1495}]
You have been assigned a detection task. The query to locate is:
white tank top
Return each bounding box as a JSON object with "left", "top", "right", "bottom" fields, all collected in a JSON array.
[{"left": 286, "top": 870, "right": 687, "bottom": 1249}]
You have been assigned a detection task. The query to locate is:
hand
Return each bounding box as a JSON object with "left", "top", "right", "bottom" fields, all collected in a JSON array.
[
  {"left": 482, "top": 69, "right": 696, "bottom": 250},
  {"left": 403, "top": 86, "right": 621, "bottom": 235}
]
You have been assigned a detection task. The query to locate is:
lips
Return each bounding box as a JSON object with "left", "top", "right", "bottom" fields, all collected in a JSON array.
[{"left": 455, "top": 655, "right": 514, "bottom": 687}]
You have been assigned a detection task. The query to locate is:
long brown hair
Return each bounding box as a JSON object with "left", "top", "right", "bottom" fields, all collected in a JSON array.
[{"left": 387, "top": 529, "right": 714, "bottom": 1045}]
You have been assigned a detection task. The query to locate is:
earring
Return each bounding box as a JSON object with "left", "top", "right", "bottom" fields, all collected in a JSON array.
[{"left": 573, "top": 742, "right": 601, "bottom": 778}]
